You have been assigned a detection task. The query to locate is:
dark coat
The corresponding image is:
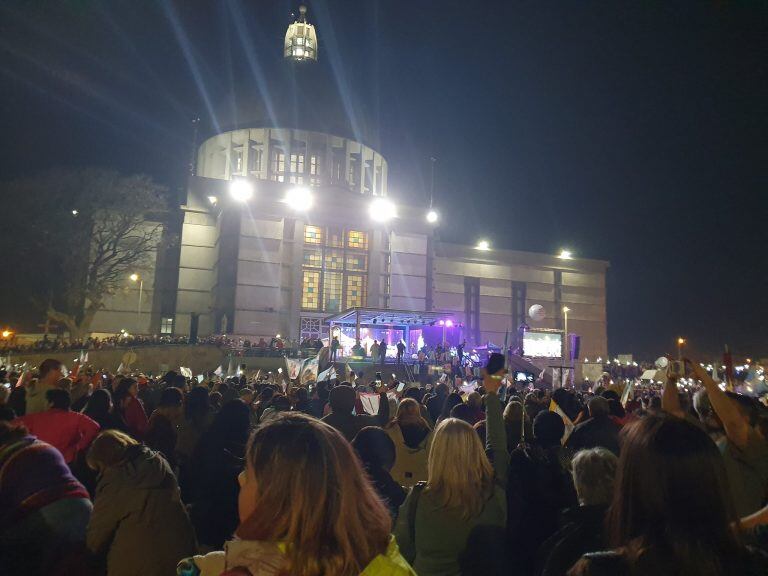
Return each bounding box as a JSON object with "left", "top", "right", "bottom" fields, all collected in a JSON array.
[
  {"left": 565, "top": 416, "right": 621, "bottom": 456},
  {"left": 507, "top": 443, "right": 577, "bottom": 575},
  {"left": 538, "top": 505, "right": 608, "bottom": 576},
  {"left": 87, "top": 445, "right": 196, "bottom": 576}
]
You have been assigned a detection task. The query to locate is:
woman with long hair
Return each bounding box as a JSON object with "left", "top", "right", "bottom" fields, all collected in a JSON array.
[
  {"left": 569, "top": 415, "right": 768, "bottom": 575},
  {"left": 386, "top": 398, "right": 433, "bottom": 487},
  {"left": 178, "top": 413, "right": 416, "bottom": 576},
  {"left": 353, "top": 426, "right": 407, "bottom": 520},
  {"left": 111, "top": 378, "right": 148, "bottom": 440},
  {"left": 86, "top": 430, "right": 196, "bottom": 576},
  {"left": 393, "top": 373, "right": 508, "bottom": 576}
]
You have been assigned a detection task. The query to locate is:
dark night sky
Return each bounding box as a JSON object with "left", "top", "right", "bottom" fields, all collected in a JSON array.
[{"left": 0, "top": 1, "right": 766, "bottom": 359}]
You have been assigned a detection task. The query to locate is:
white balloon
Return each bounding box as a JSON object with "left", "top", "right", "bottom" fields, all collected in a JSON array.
[{"left": 528, "top": 304, "right": 546, "bottom": 322}]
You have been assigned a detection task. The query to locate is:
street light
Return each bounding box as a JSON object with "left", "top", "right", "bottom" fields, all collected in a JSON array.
[
  {"left": 229, "top": 179, "right": 254, "bottom": 202},
  {"left": 369, "top": 198, "right": 397, "bottom": 222},
  {"left": 426, "top": 209, "right": 438, "bottom": 224},
  {"left": 476, "top": 239, "right": 490, "bottom": 251},
  {"left": 130, "top": 274, "right": 143, "bottom": 333},
  {"left": 677, "top": 337, "right": 685, "bottom": 361},
  {"left": 557, "top": 249, "right": 573, "bottom": 259},
  {"left": 284, "top": 186, "right": 313, "bottom": 211}
]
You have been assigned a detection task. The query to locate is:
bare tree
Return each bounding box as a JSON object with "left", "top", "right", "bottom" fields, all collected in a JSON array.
[{"left": 2, "top": 168, "right": 169, "bottom": 339}]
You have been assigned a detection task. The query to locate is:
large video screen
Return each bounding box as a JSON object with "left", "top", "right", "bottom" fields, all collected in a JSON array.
[{"left": 523, "top": 330, "right": 562, "bottom": 358}]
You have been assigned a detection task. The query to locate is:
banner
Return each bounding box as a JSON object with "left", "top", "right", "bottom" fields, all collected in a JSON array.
[
  {"left": 317, "top": 365, "right": 337, "bottom": 382},
  {"left": 285, "top": 358, "right": 303, "bottom": 380},
  {"left": 300, "top": 356, "right": 319, "bottom": 384},
  {"left": 359, "top": 392, "right": 380, "bottom": 415},
  {"left": 620, "top": 379, "right": 635, "bottom": 406}
]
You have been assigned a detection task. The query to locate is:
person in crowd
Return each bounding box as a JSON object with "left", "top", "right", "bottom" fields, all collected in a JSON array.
[
  {"left": 322, "top": 384, "right": 389, "bottom": 442},
  {"left": 566, "top": 396, "right": 621, "bottom": 455},
  {"left": 208, "top": 390, "right": 222, "bottom": 413},
  {"left": 664, "top": 362, "right": 768, "bottom": 518},
  {"left": 25, "top": 358, "right": 64, "bottom": 415},
  {"left": 0, "top": 421, "right": 92, "bottom": 576},
  {"left": 425, "top": 382, "right": 449, "bottom": 424},
  {"left": 289, "top": 386, "right": 313, "bottom": 414},
  {"left": 386, "top": 398, "right": 433, "bottom": 487},
  {"left": 145, "top": 386, "right": 184, "bottom": 469},
  {"left": 1, "top": 382, "right": 16, "bottom": 420},
  {"left": 111, "top": 378, "right": 148, "bottom": 440},
  {"left": 176, "top": 385, "right": 212, "bottom": 479},
  {"left": 393, "top": 371, "right": 507, "bottom": 576},
  {"left": 82, "top": 389, "right": 125, "bottom": 432},
  {"left": 507, "top": 410, "right": 578, "bottom": 575},
  {"left": 466, "top": 391, "right": 485, "bottom": 423},
  {"left": 259, "top": 394, "right": 291, "bottom": 424},
  {"left": 450, "top": 402, "right": 481, "bottom": 426},
  {"left": 86, "top": 430, "right": 197, "bottom": 576},
  {"left": 353, "top": 426, "right": 407, "bottom": 520},
  {"left": 179, "top": 413, "right": 415, "bottom": 576},
  {"left": 569, "top": 415, "right": 768, "bottom": 575},
  {"left": 503, "top": 400, "right": 533, "bottom": 451},
  {"left": 70, "top": 375, "right": 92, "bottom": 412},
  {"left": 16, "top": 388, "right": 100, "bottom": 465},
  {"left": 252, "top": 386, "right": 274, "bottom": 422},
  {"left": 436, "top": 392, "right": 464, "bottom": 424},
  {"left": 186, "top": 399, "right": 251, "bottom": 549},
  {"left": 539, "top": 447, "right": 618, "bottom": 576}
]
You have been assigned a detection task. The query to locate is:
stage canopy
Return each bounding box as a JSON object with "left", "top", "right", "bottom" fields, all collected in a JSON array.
[{"left": 324, "top": 307, "right": 453, "bottom": 328}]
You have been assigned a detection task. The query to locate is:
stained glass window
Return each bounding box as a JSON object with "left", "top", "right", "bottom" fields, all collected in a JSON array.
[
  {"left": 304, "top": 225, "right": 323, "bottom": 244},
  {"left": 347, "top": 230, "right": 368, "bottom": 250},
  {"left": 301, "top": 225, "right": 370, "bottom": 312},
  {"left": 301, "top": 270, "right": 320, "bottom": 310}
]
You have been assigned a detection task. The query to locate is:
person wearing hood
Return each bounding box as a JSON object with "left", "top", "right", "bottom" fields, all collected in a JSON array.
[
  {"left": 86, "top": 429, "right": 197, "bottom": 576},
  {"left": 385, "top": 398, "right": 433, "bottom": 487}
]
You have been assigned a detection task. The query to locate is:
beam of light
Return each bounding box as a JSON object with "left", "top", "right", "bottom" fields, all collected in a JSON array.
[
  {"left": 225, "top": 1, "right": 279, "bottom": 129},
  {"left": 0, "top": 38, "right": 181, "bottom": 145},
  {"left": 160, "top": 0, "right": 221, "bottom": 133},
  {"left": 307, "top": 2, "right": 364, "bottom": 143}
]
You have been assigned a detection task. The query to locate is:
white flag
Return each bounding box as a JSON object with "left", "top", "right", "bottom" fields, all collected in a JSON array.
[{"left": 214, "top": 365, "right": 224, "bottom": 377}]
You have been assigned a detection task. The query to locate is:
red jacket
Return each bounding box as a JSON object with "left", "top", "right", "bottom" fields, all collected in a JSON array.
[
  {"left": 16, "top": 409, "right": 100, "bottom": 463},
  {"left": 123, "top": 396, "right": 149, "bottom": 440}
]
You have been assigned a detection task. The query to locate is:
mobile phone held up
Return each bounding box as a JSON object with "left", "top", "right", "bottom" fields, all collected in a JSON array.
[{"left": 486, "top": 352, "right": 505, "bottom": 377}]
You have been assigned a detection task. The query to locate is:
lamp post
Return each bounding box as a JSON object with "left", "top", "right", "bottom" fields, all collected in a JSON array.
[
  {"left": 677, "top": 337, "right": 685, "bottom": 361},
  {"left": 130, "top": 274, "right": 143, "bottom": 333}
]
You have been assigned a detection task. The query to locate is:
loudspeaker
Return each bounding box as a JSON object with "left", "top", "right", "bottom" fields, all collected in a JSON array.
[{"left": 569, "top": 334, "right": 581, "bottom": 361}]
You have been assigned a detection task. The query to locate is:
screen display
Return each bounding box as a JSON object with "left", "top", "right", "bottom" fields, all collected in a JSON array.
[{"left": 523, "top": 331, "right": 563, "bottom": 358}]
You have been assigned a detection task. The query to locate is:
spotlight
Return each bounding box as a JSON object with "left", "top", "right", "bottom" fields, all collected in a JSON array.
[
  {"left": 229, "top": 179, "right": 254, "bottom": 202},
  {"left": 426, "top": 209, "right": 438, "bottom": 224},
  {"left": 445, "top": 320, "right": 454, "bottom": 327},
  {"left": 476, "top": 239, "right": 490, "bottom": 251},
  {"left": 207, "top": 196, "right": 218, "bottom": 205},
  {"left": 284, "top": 186, "right": 313, "bottom": 210},
  {"left": 557, "top": 249, "right": 573, "bottom": 259},
  {"left": 369, "top": 198, "right": 397, "bottom": 222}
]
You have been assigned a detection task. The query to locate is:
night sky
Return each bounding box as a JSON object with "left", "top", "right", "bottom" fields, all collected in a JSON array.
[{"left": 1, "top": 1, "right": 766, "bottom": 359}]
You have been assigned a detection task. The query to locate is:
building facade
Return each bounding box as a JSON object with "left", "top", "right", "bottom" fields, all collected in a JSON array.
[{"left": 91, "top": 5, "right": 609, "bottom": 362}]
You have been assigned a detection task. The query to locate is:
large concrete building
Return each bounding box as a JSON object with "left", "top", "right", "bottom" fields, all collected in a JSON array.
[{"left": 92, "top": 5, "right": 608, "bottom": 362}]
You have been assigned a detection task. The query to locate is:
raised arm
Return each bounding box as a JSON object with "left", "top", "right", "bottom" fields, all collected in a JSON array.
[
  {"left": 483, "top": 371, "right": 509, "bottom": 488},
  {"left": 662, "top": 375, "right": 685, "bottom": 418},
  {"left": 689, "top": 361, "right": 749, "bottom": 449}
]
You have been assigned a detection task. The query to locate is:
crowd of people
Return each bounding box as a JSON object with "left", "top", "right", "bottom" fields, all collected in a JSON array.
[{"left": 1, "top": 354, "right": 768, "bottom": 576}]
